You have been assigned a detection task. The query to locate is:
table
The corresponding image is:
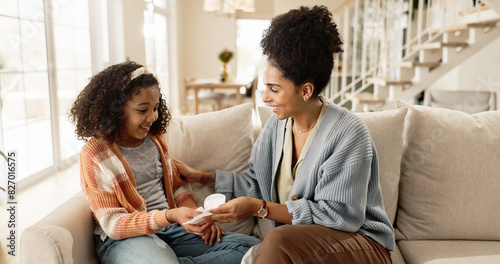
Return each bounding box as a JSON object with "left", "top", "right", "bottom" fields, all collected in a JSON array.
[{"left": 185, "top": 78, "right": 251, "bottom": 114}]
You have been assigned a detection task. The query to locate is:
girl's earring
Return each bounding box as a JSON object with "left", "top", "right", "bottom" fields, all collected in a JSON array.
[{"left": 303, "top": 97, "right": 308, "bottom": 102}]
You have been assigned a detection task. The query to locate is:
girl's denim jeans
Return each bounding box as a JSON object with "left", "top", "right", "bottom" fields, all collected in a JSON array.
[{"left": 94, "top": 223, "right": 261, "bottom": 264}]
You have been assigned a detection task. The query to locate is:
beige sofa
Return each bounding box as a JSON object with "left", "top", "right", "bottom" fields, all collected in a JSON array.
[{"left": 20, "top": 102, "right": 500, "bottom": 263}]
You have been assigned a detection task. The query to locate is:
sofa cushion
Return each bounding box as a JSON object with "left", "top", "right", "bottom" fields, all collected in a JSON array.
[
  {"left": 166, "top": 103, "right": 255, "bottom": 235},
  {"left": 391, "top": 244, "right": 407, "bottom": 264},
  {"left": 396, "top": 101, "right": 500, "bottom": 240},
  {"left": 258, "top": 105, "right": 407, "bottom": 225},
  {"left": 20, "top": 191, "right": 98, "bottom": 264},
  {"left": 430, "top": 102, "right": 490, "bottom": 114},
  {"left": 257, "top": 106, "right": 274, "bottom": 127},
  {"left": 398, "top": 240, "right": 500, "bottom": 264}
]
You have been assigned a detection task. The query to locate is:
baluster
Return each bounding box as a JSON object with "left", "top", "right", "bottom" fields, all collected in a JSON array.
[
  {"left": 361, "top": 0, "right": 369, "bottom": 91},
  {"left": 351, "top": 1, "right": 360, "bottom": 96},
  {"left": 341, "top": 4, "right": 350, "bottom": 98}
]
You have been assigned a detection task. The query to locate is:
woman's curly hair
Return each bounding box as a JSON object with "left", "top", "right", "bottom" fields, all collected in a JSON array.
[
  {"left": 69, "top": 61, "right": 171, "bottom": 144},
  {"left": 261, "top": 5, "right": 343, "bottom": 95}
]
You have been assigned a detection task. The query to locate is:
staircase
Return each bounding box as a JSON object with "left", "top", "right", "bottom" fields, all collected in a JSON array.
[{"left": 325, "top": 0, "right": 500, "bottom": 112}]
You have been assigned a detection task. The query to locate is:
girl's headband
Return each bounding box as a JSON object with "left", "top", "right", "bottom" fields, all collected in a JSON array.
[{"left": 130, "top": 66, "right": 150, "bottom": 82}]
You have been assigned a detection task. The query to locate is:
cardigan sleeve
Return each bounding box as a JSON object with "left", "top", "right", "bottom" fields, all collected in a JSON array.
[
  {"left": 80, "top": 140, "right": 170, "bottom": 240},
  {"left": 215, "top": 116, "right": 278, "bottom": 201}
]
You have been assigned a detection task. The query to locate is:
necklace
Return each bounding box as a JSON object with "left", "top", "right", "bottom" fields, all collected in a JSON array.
[{"left": 293, "top": 118, "right": 317, "bottom": 134}]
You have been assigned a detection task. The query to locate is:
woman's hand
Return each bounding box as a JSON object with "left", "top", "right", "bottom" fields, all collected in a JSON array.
[
  {"left": 201, "top": 224, "right": 225, "bottom": 246},
  {"left": 173, "top": 158, "right": 216, "bottom": 188},
  {"left": 207, "top": 197, "right": 260, "bottom": 223},
  {"left": 172, "top": 158, "right": 201, "bottom": 183}
]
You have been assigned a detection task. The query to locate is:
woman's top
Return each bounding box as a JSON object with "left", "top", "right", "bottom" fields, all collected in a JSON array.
[
  {"left": 80, "top": 134, "right": 197, "bottom": 240},
  {"left": 215, "top": 103, "right": 395, "bottom": 250},
  {"left": 276, "top": 99, "right": 330, "bottom": 204},
  {"left": 119, "top": 135, "right": 169, "bottom": 212}
]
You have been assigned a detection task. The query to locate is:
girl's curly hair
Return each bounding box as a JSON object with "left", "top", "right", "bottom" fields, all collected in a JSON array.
[
  {"left": 261, "top": 5, "right": 343, "bottom": 95},
  {"left": 69, "top": 61, "right": 171, "bottom": 144}
]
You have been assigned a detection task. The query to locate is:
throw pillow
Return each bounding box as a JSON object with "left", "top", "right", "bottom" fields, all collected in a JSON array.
[
  {"left": 396, "top": 100, "right": 500, "bottom": 240},
  {"left": 355, "top": 108, "right": 407, "bottom": 225},
  {"left": 166, "top": 103, "right": 255, "bottom": 235},
  {"left": 257, "top": 106, "right": 274, "bottom": 127}
]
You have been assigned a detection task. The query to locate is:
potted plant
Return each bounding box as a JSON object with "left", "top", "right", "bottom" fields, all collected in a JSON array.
[{"left": 218, "top": 49, "right": 233, "bottom": 82}]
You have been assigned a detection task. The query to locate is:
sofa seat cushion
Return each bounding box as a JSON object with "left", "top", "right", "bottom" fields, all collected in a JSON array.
[
  {"left": 398, "top": 240, "right": 500, "bottom": 264},
  {"left": 391, "top": 244, "right": 407, "bottom": 264},
  {"left": 396, "top": 101, "right": 500, "bottom": 240},
  {"left": 166, "top": 103, "right": 256, "bottom": 235}
]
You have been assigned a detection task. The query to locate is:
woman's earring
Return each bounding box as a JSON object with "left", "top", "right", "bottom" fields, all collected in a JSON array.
[{"left": 303, "top": 97, "right": 308, "bottom": 102}]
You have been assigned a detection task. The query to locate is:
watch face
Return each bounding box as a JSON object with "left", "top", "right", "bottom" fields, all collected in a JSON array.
[{"left": 258, "top": 207, "right": 268, "bottom": 218}]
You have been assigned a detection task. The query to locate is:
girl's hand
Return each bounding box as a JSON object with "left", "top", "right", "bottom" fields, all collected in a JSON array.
[
  {"left": 207, "top": 197, "right": 259, "bottom": 223},
  {"left": 202, "top": 224, "right": 225, "bottom": 246},
  {"left": 183, "top": 221, "right": 215, "bottom": 237},
  {"left": 173, "top": 158, "right": 216, "bottom": 188},
  {"left": 167, "top": 207, "right": 212, "bottom": 236},
  {"left": 171, "top": 207, "right": 223, "bottom": 244}
]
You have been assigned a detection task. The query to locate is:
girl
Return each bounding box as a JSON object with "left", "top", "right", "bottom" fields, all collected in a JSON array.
[{"left": 70, "top": 61, "right": 260, "bottom": 264}]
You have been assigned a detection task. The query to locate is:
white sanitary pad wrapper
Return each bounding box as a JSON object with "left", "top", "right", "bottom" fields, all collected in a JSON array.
[{"left": 182, "top": 193, "right": 226, "bottom": 225}]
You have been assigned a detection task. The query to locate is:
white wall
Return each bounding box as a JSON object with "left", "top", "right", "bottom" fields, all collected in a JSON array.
[
  {"left": 175, "top": 0, "right": 348, "bottom": 112},
  {"left": 429, "top": 36, "right": 500, "bottom": 105},
  {"left": 176, "top": 0, "right": 348, "bottom": 81},
  {"left": 176, "top": 0, "right": 237, "bottom": 112},
  {"left": 179, "top": 0, "right": 237, "bottom": 79},
  {"left": 273, "top": 0, "right": 346, "bottom": 15},
  {"left": 457, "top": 36, "right": 500, "bottom": 94},
  {"left": 122, "top": 0, "right": 147, "bottom": 64},
  {"left": 107, "top": 0, "right": 126, "bottom": 66},
  {"left": 100, "top": 0, "right": 145, "bottom": 66}
]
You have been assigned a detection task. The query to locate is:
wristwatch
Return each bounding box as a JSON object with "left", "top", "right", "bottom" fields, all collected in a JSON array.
[{"left": 257, "top": 200, "right": 268, "bottom": 219}]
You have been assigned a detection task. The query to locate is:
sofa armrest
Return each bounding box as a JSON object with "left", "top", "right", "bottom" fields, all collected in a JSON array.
[{"left": 20, "top": 191, "right": 98, "bottom": 264}]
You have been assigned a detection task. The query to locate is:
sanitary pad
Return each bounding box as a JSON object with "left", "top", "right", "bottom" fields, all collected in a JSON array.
[{"left": 182, "top": 193, "right": 226, "bottom": 225}]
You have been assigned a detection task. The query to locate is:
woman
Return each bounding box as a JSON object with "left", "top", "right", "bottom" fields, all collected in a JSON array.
[{"left": 176, "top": 5, "right": 394, "bottom": 263}]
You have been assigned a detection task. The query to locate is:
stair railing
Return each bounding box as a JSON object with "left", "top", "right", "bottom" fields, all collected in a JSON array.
[{"left": 327, "top": 0, "right": 489, "bottom": 110}]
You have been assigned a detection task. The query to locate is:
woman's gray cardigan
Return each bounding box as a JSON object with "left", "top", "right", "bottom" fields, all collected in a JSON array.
[{"left": 215, "top": 103, "right": 395, "bottom": 250}]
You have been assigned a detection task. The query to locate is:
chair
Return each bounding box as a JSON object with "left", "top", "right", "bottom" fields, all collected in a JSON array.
[
  {"left": 184, "top": 78, "right": 226, "bottom": 114},
  {"left": 224, "top": 77, "right": 258, "bottom": 108},
  {"left": 423, "top": 90, "right": 497, "bottom": 114}
]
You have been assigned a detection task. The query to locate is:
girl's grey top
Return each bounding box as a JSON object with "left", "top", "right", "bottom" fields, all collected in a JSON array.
[{"left": 119, "top": 135, "right": 169, "bottom": 212}]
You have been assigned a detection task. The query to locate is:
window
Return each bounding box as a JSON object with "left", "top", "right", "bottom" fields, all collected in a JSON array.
[
  {"left": 144, "top": 0, "right": 169, "bottom": 101},
  {"left": 0, "top": 0, "right": 91, "bottom": 187},
  {"left": 236, "top": 19, "right": 270, "bottom": 106},
  {"left": 52, "top": 0, "right": 91, "bottom": 161},
  {"left": 236, "top": 19, "right": 270, "bottom": 80},
  {"left": 0, "top": 0, "right": 52, "bottom": 181}
]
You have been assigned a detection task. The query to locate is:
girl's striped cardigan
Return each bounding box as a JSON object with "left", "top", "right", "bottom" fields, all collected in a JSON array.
[{"left": 80, "top": 134, "right": 197, "bottom": 240}]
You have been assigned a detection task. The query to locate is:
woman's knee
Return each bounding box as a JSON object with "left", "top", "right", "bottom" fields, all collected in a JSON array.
[
  {"left": 261, "top": 225, "right": 299, "bottom": 245},
  {"left": 253, "top": 226, "right": 299, "bottom": 264}
]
